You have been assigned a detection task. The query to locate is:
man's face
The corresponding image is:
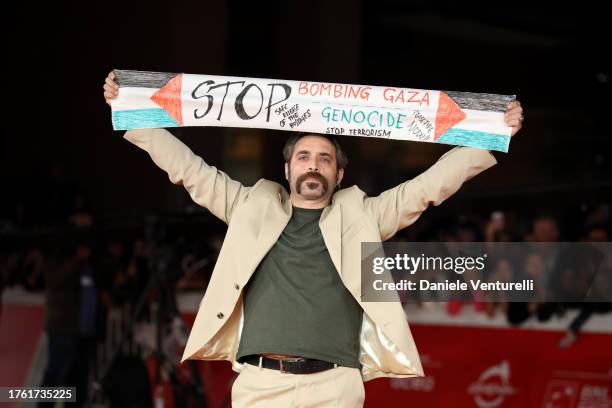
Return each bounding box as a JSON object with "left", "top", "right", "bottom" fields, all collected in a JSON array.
[{"left": 285, "top": 135, "right": 344, "bottom": 201}]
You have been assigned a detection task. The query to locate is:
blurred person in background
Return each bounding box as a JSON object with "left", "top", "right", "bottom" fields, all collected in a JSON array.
[
  {"left": 38, "top": 229, "right": 108, "bottom": 407},
  {"left": 559, "top": 224, "right": 611, "bottom": 347},
  {"left": 507, "top": 214, "right": 562, "bottom": 325},
  {"left": 528, "top": 214, "right": 560, "bottom": 243}
]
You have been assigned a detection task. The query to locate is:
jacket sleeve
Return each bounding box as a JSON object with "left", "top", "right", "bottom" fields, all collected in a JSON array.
[
  {"left": 364, "top": 147, "right": 497, "bottom": 241},
  {"left": 123, "top": 128, "right": 251, "bottom": 224}
]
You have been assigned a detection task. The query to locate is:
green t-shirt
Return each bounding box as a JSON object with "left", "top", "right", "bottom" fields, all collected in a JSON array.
[{"left": 236, "top": 206, "right": 363, "bottom": 368}]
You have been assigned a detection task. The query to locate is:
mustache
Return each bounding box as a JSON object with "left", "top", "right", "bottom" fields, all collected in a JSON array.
[{"left": 295, "top": 171, "right": 329, "bottom": 192}]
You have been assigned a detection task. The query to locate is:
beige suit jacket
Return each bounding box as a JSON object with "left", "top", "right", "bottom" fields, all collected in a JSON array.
[{"left": 123, "top": 128, "right": 497, "bottom": 381}]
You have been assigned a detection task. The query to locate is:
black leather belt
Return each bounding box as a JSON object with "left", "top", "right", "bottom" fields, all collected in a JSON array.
[{"left": 242, "top": 355, "right": 337, "bottom": 374}]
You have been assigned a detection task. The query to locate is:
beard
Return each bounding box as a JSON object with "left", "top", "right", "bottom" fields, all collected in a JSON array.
[{"left": 292, "top": 170, "right": 332, "bottom": 198}]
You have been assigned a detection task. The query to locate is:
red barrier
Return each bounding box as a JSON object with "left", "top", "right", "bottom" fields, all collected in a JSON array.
[{"left": 365, "top": 325, "right": 612, "bottom": 407}]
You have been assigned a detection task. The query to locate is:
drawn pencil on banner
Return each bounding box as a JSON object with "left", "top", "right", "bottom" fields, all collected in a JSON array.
[{"left": 111, "top": 69, "right": 516, "bottom": 152}]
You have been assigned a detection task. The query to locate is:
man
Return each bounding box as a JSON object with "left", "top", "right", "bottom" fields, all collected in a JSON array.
[{"left": 104, "top": 71, "right": 523, "bottom": 407}]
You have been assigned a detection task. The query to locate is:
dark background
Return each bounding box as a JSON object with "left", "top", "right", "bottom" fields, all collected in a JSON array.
[
  {"left": 2, "top": 0, "right": 611, "bottom": 238},
  {"left": 0, "top": 4, "right": 610, "bottom": 405}
]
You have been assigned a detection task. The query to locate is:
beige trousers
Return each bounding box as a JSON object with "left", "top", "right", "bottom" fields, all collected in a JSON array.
[{"left": 231, "top": 362, "right": 365, "bottom": 407}]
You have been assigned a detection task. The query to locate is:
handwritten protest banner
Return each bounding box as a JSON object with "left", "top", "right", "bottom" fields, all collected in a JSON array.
[{"left": 111, "top": 69, "right": 516, "bottom": 152}]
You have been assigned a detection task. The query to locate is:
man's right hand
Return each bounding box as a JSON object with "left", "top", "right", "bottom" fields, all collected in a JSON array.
[{"left": 103, "top": 71, "right": 119, "bottom": 105}]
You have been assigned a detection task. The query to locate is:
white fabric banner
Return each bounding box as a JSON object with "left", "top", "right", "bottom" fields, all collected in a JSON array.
[{"left": 111, "top": 69, "right": 515, "bottom": 152}]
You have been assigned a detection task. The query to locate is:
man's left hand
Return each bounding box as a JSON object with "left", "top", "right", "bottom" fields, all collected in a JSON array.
[{"left": 505, "top": 100, "right": 524, "bottom": 137}]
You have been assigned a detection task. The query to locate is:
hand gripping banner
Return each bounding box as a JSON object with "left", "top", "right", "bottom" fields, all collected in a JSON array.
[{"left": 111, "top": 69, "right": 516, "bottom": 152}]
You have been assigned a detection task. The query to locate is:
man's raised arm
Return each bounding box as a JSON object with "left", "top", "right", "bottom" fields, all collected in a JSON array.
[
  {"left": 104, "top": 71, "right": 250, "bottom": 224},
  {"left": 364, "top": 100, "right": 523, "bottom": 241},
  {"left": 364, "top": 147, "right": 497, "bottom": 241},
  {"left": 123, "top": 128, "right": 251, "bottom": 224}
]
